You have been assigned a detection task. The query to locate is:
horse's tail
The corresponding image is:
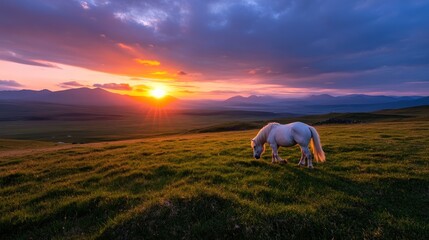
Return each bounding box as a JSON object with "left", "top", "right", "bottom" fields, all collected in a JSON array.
[{"left": 309, "top": 126, "right": 326, "bottom": 162}]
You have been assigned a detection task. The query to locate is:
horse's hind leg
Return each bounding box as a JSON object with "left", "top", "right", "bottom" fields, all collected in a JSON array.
[
  {"left": 302, "top": 146, "right": 313, "bottom": 169},
  {"left": 298, "top": 148, "right": 306, "bottom": 167}
]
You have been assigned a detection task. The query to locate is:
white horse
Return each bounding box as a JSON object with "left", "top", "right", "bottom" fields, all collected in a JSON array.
[{"left": 251, "top": 122, "right": 325, "bottom": 168}]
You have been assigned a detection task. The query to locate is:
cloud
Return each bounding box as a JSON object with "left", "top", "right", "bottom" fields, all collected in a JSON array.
[
  {"left": 0, "top": 79, "right": 23, "bottom": 88},
  {"left": 179, "top": 90, "right": 195, "bottom": 94},
  {"left": 0, "top": 1, "right": 167, "bottom": 77},
  {"left": 117, "top": 43, "right": 134, "bottom": 51},
  {"left": 152, "top": 71, "right": 167, "bottom": 75},
  {"left": 135, "top": 59, "right": 161, "bottom": 66},
  {"left": 1, "top": 0, "right": 429, "bottom": 94},
  {"left": 0, "top": 50, "right": 59, "bottom": 68},
  {"left": 129, "top": 77, "right": 144, "bottom": 81},
  {"left": 80, "top": 1, "right": 90, "bottom": 10},
  {"left": 133, "top": 84, "right": 150, "bottom": 92},
  {"left": 93, "top": 83, "right": 132, "bottom": 91},
  {"left": 209, "top": 90, "right": 241, "bottom": 94},
  {"left": 59, "top": 81, "right": 85, "bottom": 88}
]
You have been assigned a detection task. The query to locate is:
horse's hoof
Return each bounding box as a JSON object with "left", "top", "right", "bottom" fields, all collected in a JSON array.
[
  {"left": 298, "top": 163, "right": 305, "bottom": 167},
  {"left": 280, "top": 160, "right": 287, "bottom": 164},
  {"left": 308, "top": 165, "right": 314, "bottom": 169}
]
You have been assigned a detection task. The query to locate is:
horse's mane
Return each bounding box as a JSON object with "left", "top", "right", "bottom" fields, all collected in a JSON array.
[{"left": 253, "top": 122, "right": 279, "bottom": 145}]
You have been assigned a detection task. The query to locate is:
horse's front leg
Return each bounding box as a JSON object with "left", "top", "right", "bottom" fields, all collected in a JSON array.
[
  {"left": 270, "top": 144, "right": 279, "bottom": 163},
  {"left": 271, "top": 144, "right": 287, "bottom": 164}
]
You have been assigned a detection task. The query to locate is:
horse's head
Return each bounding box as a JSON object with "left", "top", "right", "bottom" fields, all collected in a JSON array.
[{"left": 251, "top": 139, "right": 265, "bottom": 159}]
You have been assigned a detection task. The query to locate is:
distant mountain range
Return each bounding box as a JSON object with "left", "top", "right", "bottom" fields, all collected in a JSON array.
[
  {"left": 0, "top": 88, "right": 428, "bottom": 114},
  {"left": 224, "top": 94, "right": 419, "bottom": 105},
  {"left": 220, "top": 94, "right": 428, "bottom": 114},
  {"left": 0, "top": 88, "right": 133, "bottom": 106},
  {"left": 0, "top": 88, "right": 176, "bottom": 107}
]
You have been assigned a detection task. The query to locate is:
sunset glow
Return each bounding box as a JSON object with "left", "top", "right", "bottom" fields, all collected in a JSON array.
[
  {"left": 0, "top": 1, "right": 428, "bottom": 98},
  {"left": 150, "top": 88, "right": 167, "bottom": 99}
]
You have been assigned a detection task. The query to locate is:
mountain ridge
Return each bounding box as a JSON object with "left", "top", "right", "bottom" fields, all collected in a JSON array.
[
  {"left": 0, "top": 87, "right": 178, "bottom": 107},
  {"left": 0, "top": 88, "right": 427, "bottom": 114}
]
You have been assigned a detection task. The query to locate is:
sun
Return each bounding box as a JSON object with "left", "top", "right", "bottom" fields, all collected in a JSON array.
[{"left": 149, "top": 87, "right": 167, "bottom": 99}]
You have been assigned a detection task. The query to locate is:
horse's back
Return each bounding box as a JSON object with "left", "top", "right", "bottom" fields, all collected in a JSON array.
[
  {"left": 284, "top": 122, "right": 309, "bottom": 132},
  {"left": 288, "top": 122, "right": 312, "bottom": 145},
  {"left": 268, "top": 122, "right": 308, "bottom": 146},
  {"left": 287, "top": 121, "right": 308, "bottom": 127},
  {"left": 275, "top": 122, "right": 309, "bottom": 134}
]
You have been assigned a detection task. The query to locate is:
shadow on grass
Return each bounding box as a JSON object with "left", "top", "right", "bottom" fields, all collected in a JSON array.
[
  {"left": 96, "top": 165, "right": 429, "bottom": 239},
  {"left": 98, "top": 193, "right": 243, "bottom": 240},
  {"left": 2, "top": 158, "right": 428, "bottom": 239},
  {"left": 282, "top": 166, "right": 429, "bottom": 239},
  {"left": 1, "top": 196, "right": 138, "bottom": 240}
]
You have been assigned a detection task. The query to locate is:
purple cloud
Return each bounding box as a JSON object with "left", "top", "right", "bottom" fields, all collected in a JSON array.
[
  {"left": 0, "top": 79, "right": 24, "bottom": 90},
  {"left": 59, "top": 81, "right": 86, "bottom": 88},
  {"left": 0, "top": 50, "right": 59, "bottom": 68},
  {"left": 93, "top": 83, "right": 132, "bottom": 91},
  {"left": 0, "top": 80, "right": 23, "bottom": 87}
]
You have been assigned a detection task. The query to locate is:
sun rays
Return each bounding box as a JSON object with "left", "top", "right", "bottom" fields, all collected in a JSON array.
[{"left": 149, "top": 87, "right": 167, "bottom": 99}]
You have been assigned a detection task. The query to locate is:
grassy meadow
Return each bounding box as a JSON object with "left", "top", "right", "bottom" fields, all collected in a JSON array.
[
  {"left": 1, "top": 107, "right": 429, "bottom": 239},
  {"left": 0, "top": 101, "right": 291, "bottom": 143}
]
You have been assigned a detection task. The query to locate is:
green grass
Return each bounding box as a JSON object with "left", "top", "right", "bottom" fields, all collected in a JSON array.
[
  {"left": 1, "top": 119, "right": 429, "bottom": 239},
  {"left": 0, "top": 112, "right": 273, "bottom": 143},
  {"left": 187, "top": 105, "right": 429, "bottom": 134},
  {"left": 1, "top": 104, "right": 427, "bottom": 144},
  {"left": 0, "top": 102, "right": 289, "bottom": 143}
]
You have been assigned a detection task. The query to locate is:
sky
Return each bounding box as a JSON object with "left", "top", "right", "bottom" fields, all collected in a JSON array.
[{"left": 0, "top": 0, "right": 428, "bottom": 99}]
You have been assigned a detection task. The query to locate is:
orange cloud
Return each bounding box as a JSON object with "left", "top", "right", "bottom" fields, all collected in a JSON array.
[
  {"left": 135, "top": 58, "right": 161, "bottom": 66},
  {"left": 152, "top": 71, "right": 167, "bottom": 75},
  {"left": 133, "top": 84, "right": 150, "bottom": 93}
]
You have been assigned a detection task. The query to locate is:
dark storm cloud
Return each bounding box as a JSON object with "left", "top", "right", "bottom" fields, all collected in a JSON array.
[{"left": 1, "top": 0, "right": 428, "bottom": 93}]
